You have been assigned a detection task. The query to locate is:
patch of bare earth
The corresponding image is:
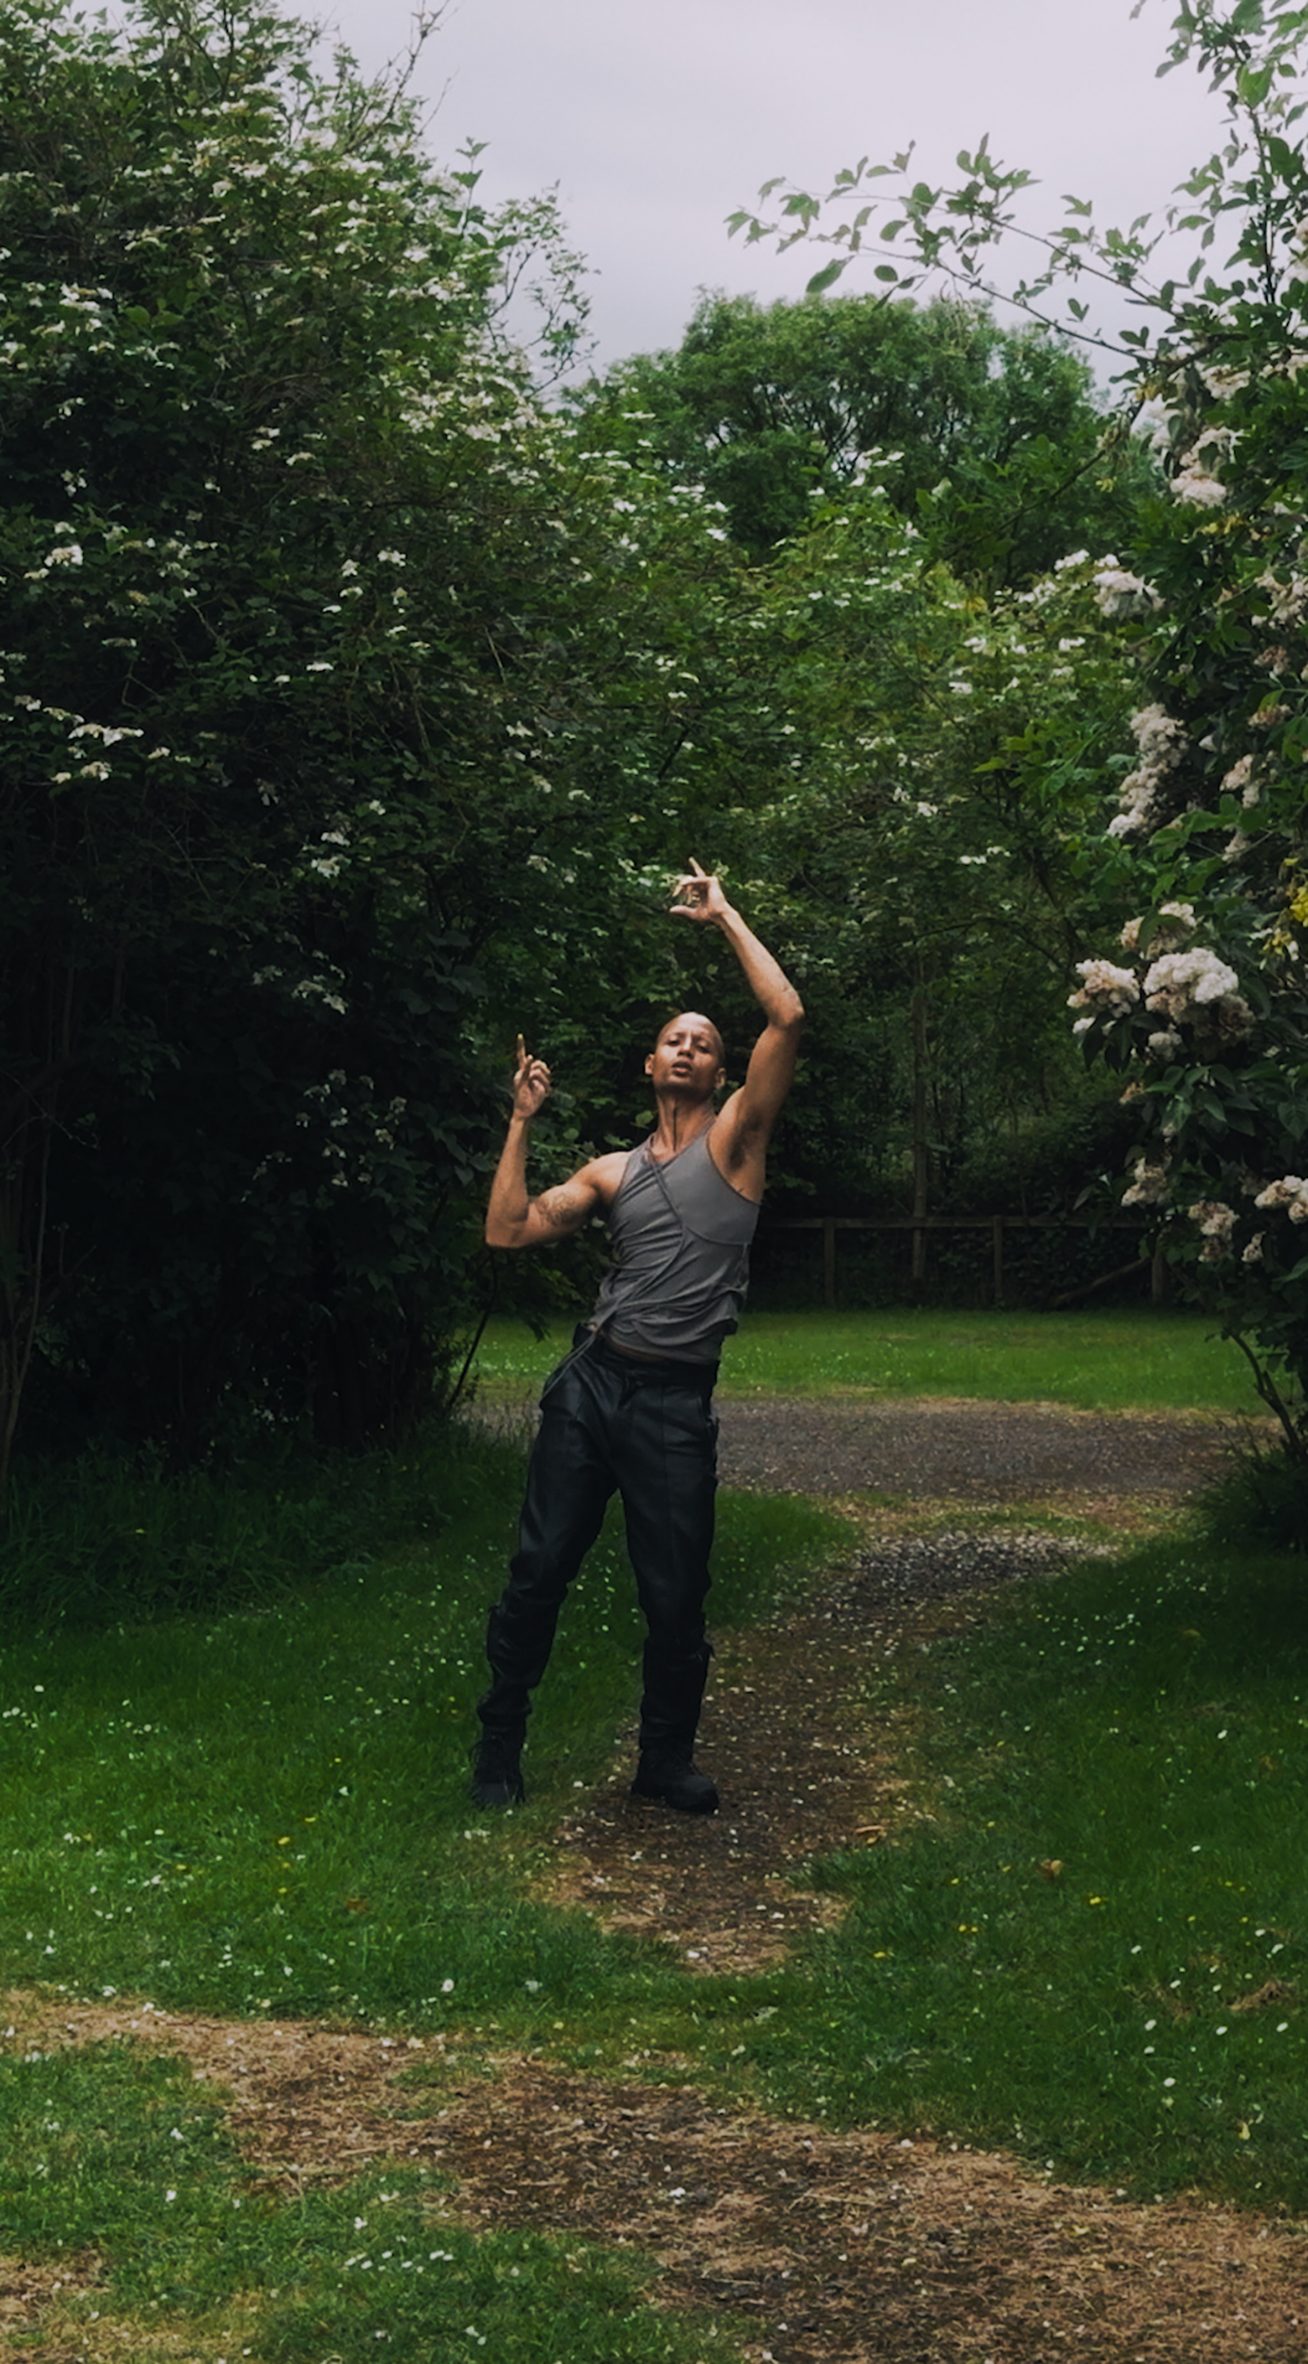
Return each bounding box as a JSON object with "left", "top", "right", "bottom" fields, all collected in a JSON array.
[{"left": 5, "top": 1997, "right": 1307, "bottom": 2364}]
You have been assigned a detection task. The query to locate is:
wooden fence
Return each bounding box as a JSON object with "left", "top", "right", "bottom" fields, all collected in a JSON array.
[{"left": 765, "top": 1214, "right": 1165, "bottom": 1311}]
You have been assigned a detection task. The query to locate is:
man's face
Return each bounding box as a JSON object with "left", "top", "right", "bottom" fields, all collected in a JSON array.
[{"left": 645, "top": 1013, "right": 725, "bottom": 1100}]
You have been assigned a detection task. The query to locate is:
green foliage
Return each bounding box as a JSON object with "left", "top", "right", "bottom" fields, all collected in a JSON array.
[
  {"left": 572, "top": 290, "right": 1156, "bottom": 585},
  {"left": 0, "top": 0, "right": 1188, "bottom": 1501},
  {"left": 740, "top": 0, "right": 1308, "bottom": 1443},
  {"left": 1201, "top": 1440, "right": 1308, "bottom": 1554},
  {"left": 0, "top": 0, "right": 746, "bottom": 1466}
]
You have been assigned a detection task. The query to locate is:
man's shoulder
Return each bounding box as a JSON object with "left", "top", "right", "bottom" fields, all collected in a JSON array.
[{"left": 582, "top": 1147, "right": 636, "bottom": 1206}]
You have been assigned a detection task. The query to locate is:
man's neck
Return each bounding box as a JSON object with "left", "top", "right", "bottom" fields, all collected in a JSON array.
[{"left": 649, "top": 1096, "right": 716, "bottom": 1161}]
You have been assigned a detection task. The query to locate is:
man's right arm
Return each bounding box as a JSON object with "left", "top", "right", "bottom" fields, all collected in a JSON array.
[
  {"left": 484, "top": 1034, "right": 617, "bottom": 1250},
  {"left": 485, "top": 1127, "right": 608, "bottom": 1251}
]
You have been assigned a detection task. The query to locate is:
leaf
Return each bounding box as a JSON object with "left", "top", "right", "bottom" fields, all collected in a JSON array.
[
  {"left": 873, "top": 263, "right": 900, "bottom": 282},
  {"left": 805, "top": 259, "right": 846, "bottom": 296}
]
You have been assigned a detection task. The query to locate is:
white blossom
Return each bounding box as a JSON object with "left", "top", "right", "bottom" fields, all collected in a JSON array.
[
  {"left": 1255, "top": 1175, "right": 1308, "bottom": 1222},
  {"left": 1200, "top": 363, "right": 1251, "bottom": 399},
  {"left": 1188, "top": 1199, "right": 1238, "bottom": 1254},
  {"left": 1067, "top": 957, "right": 1140, "bottom": 1015},
  {"left": 1144, "top": 946, "right": 1240, "bottom": 1015},
  {"left": 1092, "top": 561, "right": 1161, "bottom": 618},
  {"left": 1122, "top": 1158, "right": 1171, "bottom": 1207}
]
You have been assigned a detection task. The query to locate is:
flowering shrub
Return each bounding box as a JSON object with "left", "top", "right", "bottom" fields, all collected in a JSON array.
[
  {"left": 741, "top": 0, "right": 1308, "bottom": 1447},
  {"left": 0, "top": 0, "right": 742, "bottom": 1467}
]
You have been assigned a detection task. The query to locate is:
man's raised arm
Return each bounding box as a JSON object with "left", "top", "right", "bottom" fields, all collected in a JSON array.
[
  {"left": 484, "top": 1035, "right": 609, "bottom": 1250},
  {"left": 669, "top": 862, "right": 804, "bottom": 1169}
]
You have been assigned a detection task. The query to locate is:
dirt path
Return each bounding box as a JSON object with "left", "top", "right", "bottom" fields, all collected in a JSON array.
[
  {"left": 543, "top": 1527, "right": 1079, "bottom": 1972},
  {"left": 7, "top": 1398, "right": 1298, "bottom": 2364},
  {"left": 6, "top": 1989, "right": 1306, "bottom": 2364}
]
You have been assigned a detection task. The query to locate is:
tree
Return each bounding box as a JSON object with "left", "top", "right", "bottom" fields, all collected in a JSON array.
[
  {"left": 0, "top": 0, "right": 698, "bottom": 1469},
  {"left": 573, "top": 289, "right": 1155, "bottom": 585}
]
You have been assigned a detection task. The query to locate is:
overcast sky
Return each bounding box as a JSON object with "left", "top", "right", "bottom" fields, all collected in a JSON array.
[{"left": 326, "top": 0, "right": 1233, "bottom": 371}]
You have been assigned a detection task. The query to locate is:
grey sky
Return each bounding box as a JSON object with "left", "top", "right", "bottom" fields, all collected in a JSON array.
[{"left": 329, "top": 0, "right": 1233, "bottom": 370}]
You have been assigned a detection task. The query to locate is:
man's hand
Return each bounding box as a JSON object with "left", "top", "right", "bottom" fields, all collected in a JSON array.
[
  {"left": 669, "top": 857, "right": 732, "bottom": 925},
  {"left": 511, "top": 1033, "right": 552, "bottom": 1122}
]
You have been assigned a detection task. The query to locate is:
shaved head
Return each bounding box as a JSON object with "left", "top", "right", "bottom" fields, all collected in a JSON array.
[{"left": 655, "top": 1010, "right": 725, "bottom": 1065}]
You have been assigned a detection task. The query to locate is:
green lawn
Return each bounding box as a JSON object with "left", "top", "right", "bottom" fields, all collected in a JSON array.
[
  {"left": 2, "top": 1315, "right": 1305, "bottom": 2358},
  {"left": 729, "top": 1530, "right": 1308, "bottom": 2208},
  {"left": 0, "top": 2043, "right": 744, "bottom": 2362},
  {"left": 474, "top": 1307, "right": 1257, "bottom": 1414}
]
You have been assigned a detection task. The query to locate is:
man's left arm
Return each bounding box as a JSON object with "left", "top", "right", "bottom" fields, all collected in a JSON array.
[{"left": 670, "top": 861, "right": 804, "bottom": 1183}]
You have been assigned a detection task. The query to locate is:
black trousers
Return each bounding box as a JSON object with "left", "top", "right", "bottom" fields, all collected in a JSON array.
[{"left": 478, "top": 1329, "right": 719, "bottom": 1757}]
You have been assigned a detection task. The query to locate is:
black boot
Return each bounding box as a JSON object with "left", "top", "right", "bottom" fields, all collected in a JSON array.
[
  {"left": 633, "top": 1638, "right": 716, "bottom": 1811},
  {"left": 469, "top": 1727, "right": 525, "bottom": 1810},
  {"left": 630, "top": 1748, "right": 719, "bottom": 1815}
]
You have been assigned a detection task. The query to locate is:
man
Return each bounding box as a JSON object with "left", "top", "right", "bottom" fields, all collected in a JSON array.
[{"left": 472, "top": 861, "right": 803, "bottom": 1814}]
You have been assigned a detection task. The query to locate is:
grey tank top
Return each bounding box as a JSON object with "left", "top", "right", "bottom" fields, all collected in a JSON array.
[{"left": 590, "top": 1125, "right": 760, "bottom": 1363}]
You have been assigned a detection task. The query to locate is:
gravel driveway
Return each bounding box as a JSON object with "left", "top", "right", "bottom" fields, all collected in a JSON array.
[{"left": 714, "top": 1394, "right": 1246, "bottom": 1501}]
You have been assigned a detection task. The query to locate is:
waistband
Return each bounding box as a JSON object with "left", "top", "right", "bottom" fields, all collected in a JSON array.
[{"left": 575, "top": 1325, "right": 719, "bottom": 1392}]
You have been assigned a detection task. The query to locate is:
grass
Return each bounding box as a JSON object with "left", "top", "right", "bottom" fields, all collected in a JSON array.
[
  {"left": 0, "top": 1429, "right": 845, "bottom": 2025},
  {"left": 472, "top": 1307, "right": 1258, "bottom": 1414},
  {"left": 2, "top": 1312, "right": 1306, "bottom": 2354},
  {"left": 713, "top": 1530, "right": 1308, "bottom": 2208},
  {"left": 0, "top": 2043, "right": 748, "bottom": 2361}
]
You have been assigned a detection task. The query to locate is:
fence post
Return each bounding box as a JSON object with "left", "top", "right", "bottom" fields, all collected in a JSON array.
[
  {"left": 822, "top": 1217, "right": 837, "bottom": 1309},
  {"left": 1151, "top": 1243, "right": 1168, "bottom": 1305},
  {"left": 992, "top": 1214, "right": 1005, "bottom": 1309}
]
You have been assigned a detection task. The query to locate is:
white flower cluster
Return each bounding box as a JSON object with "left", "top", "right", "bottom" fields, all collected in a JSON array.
[
  {"left": 1187, "top": 1199, "right": 1238, "bottom": 1261},
  {"left": 1200, "top": 363, "right": 1251, "bottom": 400},
  {"left": 1143, "top": 945, "right": 1251, "bottom": 1036},
  {"left": 1122, "top": 1157, "right": 1171, "bottom": 1207},
  {"left": 1108, "top": 704, "right": 1187, "bottom": 840},
  {"left": 1067, "top": 959, "right": 1140, "bottom": 1035},
  {"left": 1092, "top": 558, "right": 1161, "bottom": 619},
  {"left": 1144, "top": 946, "right": 1237, "bottom": 1008},
  {"left": 1254, "top": 1175, "right": 1308, "bottom": 1222},
  {"left": 1221, "top": 752, "right": 1259, "bottom": 807},
  {"left": 1172, "top": 457, "right": 1228, "bottom": 508}
]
